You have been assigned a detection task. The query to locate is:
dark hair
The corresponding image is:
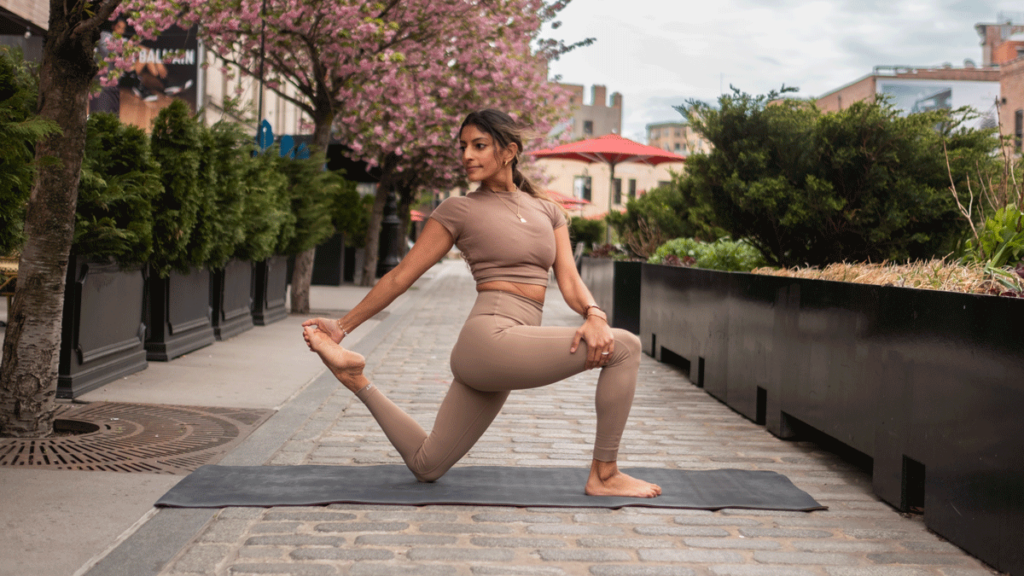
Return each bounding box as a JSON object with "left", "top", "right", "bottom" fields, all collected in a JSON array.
[{"left": 460, "top": 109, "right": 552, "bottom": 203}]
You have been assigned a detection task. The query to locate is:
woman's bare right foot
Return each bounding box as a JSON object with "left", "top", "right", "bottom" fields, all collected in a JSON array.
[
  {"left": 585, "top": 460, "right": 661, "bottom": 498},
  {"left": 304, "top": 327, "right": 369, "bottom": 393}
]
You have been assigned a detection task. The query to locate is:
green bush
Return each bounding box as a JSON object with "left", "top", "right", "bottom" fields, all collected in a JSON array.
[
  {"left": 236, "top": 147, "right": 292, "bottom": 262},
  {"left": 73, "top": 113, "right": 161, "bottom": 265},
  {"left": 0, "top": 47, "right": 58, "bottom": 256},
  {"left": 149, "top": 99, "right": 206, "bottom": 277},
  {"left": 333, "top": 186, "right": 372, "bottom": 249},
  {"left": 569, "top": 217, "right": 605, "bottom": 250},
  {"left": 678, "top": 89, "right": 999, "bottom": 267},
  {"left": 274, "top": 153, "right": 350, "bottom": 256},
  {"left": 648, "top": 237, "right": 766, "bottom": 272},
  {"left": 964, "top": 205, "right": 1024, "bottom": 268},
  {"left": 189, "top": 121, "right": 249, "bottom": 269}
]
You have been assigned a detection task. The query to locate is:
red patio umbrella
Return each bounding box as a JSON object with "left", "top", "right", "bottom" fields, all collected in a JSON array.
[
  {"left": 529, "top": 134, "right": 686, "bottom": 243},
  {"left": 545, "top": 189, "right": 590, "bottom": 207}
]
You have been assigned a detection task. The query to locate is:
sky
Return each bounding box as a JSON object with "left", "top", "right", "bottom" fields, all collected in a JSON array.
[{"left": 546, "top": 0, "right": 1016, "bottom": 142}]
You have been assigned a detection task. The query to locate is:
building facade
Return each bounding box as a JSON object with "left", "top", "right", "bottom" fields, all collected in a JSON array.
[
  {"left": 646, "top": 121, "right": 709, "bottom": 156},
  {"left": 557, "top": 83, "right": 622, "bottom": 139},
  {"left": 816, "top": 66, "right": 1000, "bottom": 130}
]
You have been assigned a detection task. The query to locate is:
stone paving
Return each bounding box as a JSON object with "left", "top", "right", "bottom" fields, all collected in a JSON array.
[{"left": 159, "top": 262, "right": 1000, "bottom": 576}]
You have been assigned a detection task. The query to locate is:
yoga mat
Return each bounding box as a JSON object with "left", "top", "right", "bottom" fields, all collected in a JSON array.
[{"left": 156, "top": 465, "right": 826, "bottom": 511}]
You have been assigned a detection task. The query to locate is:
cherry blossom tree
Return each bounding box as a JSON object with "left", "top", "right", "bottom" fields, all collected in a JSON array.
[{"left": 125, "top": 0, "right": 587, "bottom": 295}]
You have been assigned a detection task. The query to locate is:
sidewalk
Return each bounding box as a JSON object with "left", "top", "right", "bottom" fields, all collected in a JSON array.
[{"left": 2, "top": 261, "right": 1002, "bottom": 576}]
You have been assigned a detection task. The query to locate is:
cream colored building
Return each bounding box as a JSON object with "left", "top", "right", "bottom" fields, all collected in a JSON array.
[
  {"left": 536, "top": 158, "right": 684, "bottom": 220},
  {"left": 647, "top": 121, "right": 709, "bottom": 156}
]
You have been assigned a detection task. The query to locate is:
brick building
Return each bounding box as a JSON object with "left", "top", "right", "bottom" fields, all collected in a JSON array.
[
  {"left": 816, "top": 66, "right": 1000, "bottom": 131},
  {"left": 976, "top": 15, "right": 1024, "bottom": 67}
]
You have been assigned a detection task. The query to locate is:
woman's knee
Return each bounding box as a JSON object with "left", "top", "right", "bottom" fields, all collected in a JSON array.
[{"left": 613, "top": 329, "right": 642, "bottom": 361}]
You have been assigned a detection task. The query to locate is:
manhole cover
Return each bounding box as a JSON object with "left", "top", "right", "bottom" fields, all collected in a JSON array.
[{"left": 0, "top": 402, "right": 273, "bottom": 474}]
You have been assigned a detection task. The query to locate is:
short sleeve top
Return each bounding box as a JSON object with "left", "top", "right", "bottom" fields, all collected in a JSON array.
[{"left": 429, "top": 189, "right": 567, "bottom": 287}]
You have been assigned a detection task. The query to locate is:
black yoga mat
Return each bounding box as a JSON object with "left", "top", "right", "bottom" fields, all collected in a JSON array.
[{"left": 156, "top": 465, "right": 825, "bottom": 511}]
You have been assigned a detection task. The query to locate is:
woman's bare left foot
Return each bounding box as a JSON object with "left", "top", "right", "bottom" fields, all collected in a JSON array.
[
  {"left": 304, "top": 327, "right": 369, "bottom": 393},
  {"left": 585, "top": 460, "right": 661, "bottom": 498}
]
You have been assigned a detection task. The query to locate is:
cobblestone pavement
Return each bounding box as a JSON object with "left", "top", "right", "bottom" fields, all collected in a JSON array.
[{"left": 159, "top": 262, "right": 1000, "bottom": 576}]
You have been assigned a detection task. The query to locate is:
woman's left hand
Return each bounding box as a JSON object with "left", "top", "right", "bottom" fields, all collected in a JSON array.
[{"left": 570, "top": 314, "right": 615, "bottom": 370}]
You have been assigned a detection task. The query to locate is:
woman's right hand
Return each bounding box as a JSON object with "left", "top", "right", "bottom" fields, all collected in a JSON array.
[{"left": 302, "top": 318, "right": 345, "bottom": 344}]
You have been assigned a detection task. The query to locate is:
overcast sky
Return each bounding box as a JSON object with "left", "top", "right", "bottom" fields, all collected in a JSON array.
[{"left": 546, "top": 0, "right": 1016, "bottom": 142}]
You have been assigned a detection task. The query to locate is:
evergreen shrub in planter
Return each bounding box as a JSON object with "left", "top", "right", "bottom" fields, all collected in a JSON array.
[
  {"left": 58, "top": 113, "right": 160, "bottom": 397},
  {"left": 145, "top": 101, "right": 216, "bottom": 361}
]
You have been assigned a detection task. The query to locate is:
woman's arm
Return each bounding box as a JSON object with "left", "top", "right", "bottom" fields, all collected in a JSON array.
[
  {"left": 303, "top": 219, "right": 454, "bottom": 342},
  {"left": 551, "top": 225, "right": 614, "bottom": 369}
]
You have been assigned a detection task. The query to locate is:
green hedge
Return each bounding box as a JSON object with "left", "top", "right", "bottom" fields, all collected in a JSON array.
[{"left": 648, "top": 237, "right": 766, "bottom": 272}]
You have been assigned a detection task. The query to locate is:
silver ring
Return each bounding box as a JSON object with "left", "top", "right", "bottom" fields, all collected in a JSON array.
[{"left": 601, "top": 352, "right": 610, "bottom": 355}]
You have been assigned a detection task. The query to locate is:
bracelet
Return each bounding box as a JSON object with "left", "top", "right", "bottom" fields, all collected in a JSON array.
[
  {"left": 583, "top": 303, "right": 602, "bottom": 316},
  {"left": 335, "top": 318, "right": 350, "bottom": 337}
]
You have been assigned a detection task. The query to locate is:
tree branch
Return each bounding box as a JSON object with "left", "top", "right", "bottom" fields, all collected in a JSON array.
[{"left": 71, "top": 0, "right": 121, "bottom": 39}]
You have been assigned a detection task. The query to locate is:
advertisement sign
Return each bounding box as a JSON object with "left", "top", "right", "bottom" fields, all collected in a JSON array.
[
  {"left": 876, "top": 79, "right": 1000, "bottom": 130},
  {"left": 91, "top": 23, "right": 201, "bottom": 132}
]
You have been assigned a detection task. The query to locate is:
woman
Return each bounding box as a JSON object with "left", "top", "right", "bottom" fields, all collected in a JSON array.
[{"left": 302, "top": 109, "right": 660, "bottom": 498}]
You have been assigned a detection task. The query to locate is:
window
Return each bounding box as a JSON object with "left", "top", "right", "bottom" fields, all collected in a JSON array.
[
  {"left": 583, "top": 120, "right": 594, "bottom": 136},
  {"left": 612, "top": 178, "right": 622, "bottom": 205},
  {"left": 674, "top": 142, "right": 681, "bottom": 151},
  {"left": 651, "top": 128, "right": 659, "bottom": 138},
  {"left": 675, "top": 129, "right": 681, "bottom": 137},
  {"left": 573, "top": 176, "right": 592, "bottom": 202},
  {"left": 1016, "top": 110, "right": 1023, "bottom": 152},
  {"left": 628, "top": 179, "right": 637, "bottom": 200},
  {"left": 657, "top": 181, "right": 671, "bottom": 189}
]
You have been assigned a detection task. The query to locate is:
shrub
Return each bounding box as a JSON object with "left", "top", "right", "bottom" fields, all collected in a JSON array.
[
  {"left": 236, "top": 147, "right": 291, "bottom": 262},
  {"left": 606, "top": 184, "right": 706, "bottom": 258},
  {"left": 149, "top": 99, "right": 206, "bottom": 277},
  {"left": 0, "top": 47, "right": 58, "bottom": 256},
  {"left": 649, "top": 237, "right": 766, "bottom": 272},
  {"left": 190, "top": 121, "right": 249, "bottom": 269},
  {"left": 569, "top": 217, "right": 605, "bottom": 251},
  {"left": 73, "top": 113, "right": 161, "bottom": 265},
  {"left": 678, "top": 89, "right": 999, "bottom": 267},
  {"left": 274, "top": 152, "right": 351, "bottom": 256}
]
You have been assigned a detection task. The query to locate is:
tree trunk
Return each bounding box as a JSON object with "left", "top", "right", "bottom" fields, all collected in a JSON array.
[
  {"left": 289, "top": 247, "right": 315, "bottom": 313},
  {"left": 360, "top": 154, "right": 398, "bottom": 287},
  {"left": 360, "top": 183, "right": 389, "bottom": 286},
  {"left": 289, "top": 110, "right": 333, "bottom": 313},
  {"left": 0, "top": 7, "right": 99, "bottom": 437}
]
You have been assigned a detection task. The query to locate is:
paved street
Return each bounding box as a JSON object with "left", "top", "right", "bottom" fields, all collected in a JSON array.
[{"left": 3, "top": 261, "right": 1002, "bottom": 575}]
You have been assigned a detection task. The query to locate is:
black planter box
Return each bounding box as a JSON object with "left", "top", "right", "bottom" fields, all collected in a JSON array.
[
  {"left": 211, "top": 259, "right": 254, "bottom": 341},
  {"left": 57, "top": 256, "right": 147, "bottom": 398},
  {"left": 145, "top": 267, "right": 216, "bottom": 361},
  {"left": 579, "top": 258, "right": 642, "bottom": 334},
  {"left": 253, "top": 255, "right": 288, "bottom": 326},
  {"left": 640, "top": 263, "right": 1024, "bottom": 576},
  {"left": 312, "top": 233, "right": 345, "bottom": 286}
]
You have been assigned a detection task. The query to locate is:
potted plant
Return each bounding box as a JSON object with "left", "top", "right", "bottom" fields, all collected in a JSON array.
[
  {"left": 58, "top": 112, "right": 161, "bottom": 397},
  {"left": 144, "top": 100, "right": 216, "bottom": 361}
]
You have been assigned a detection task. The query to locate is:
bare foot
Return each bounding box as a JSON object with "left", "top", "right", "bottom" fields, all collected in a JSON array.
[
  {"left": 585, "top": 460, "right": 661, "bottom": 498},
  {"left": 304, "top": 326, "right": 369, "bottom": 393}
]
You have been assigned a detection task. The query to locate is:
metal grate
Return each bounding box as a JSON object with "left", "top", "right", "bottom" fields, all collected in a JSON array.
[{"left": 0, "top": 402, "right": 273, "bottom": 474}]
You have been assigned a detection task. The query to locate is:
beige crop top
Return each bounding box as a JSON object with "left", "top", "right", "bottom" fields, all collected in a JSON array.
[{"left": 429, "top": 188, "right": 567, "bottom": 287}]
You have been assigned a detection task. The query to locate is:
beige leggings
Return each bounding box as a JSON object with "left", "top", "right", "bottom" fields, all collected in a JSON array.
[{"left": 355, "top": 290, "right": 643, "bottom": 482}]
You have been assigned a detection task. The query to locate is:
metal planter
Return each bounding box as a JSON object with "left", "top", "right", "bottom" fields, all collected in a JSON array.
[
  {"left": 640, "top": 263, "right": 1024, "bottom": 576},
  {"left": 57, "top": 256, "right": 147, "bottom": 398},
  {"left": 252, "top": 255, "right": 288, "bottom": 326},
  {"left": 579, "top": 258, "right": 642, "bottom": 334},
  {"left": 145, "top": 267, "right": 216, "bottom": 361},
  {"left": 211, "top": 259, "right": 254, "bottom": 341}
]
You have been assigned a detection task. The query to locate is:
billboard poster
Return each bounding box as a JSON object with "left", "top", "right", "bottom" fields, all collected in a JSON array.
[
  {"left": 90, "top": 22, "right": 201, "bottom": 132},
  {"left": 876, "top": 79, "right": 999, "bottom": 130}
]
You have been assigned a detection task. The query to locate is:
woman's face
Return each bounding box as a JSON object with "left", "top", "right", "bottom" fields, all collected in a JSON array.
[{"left": 459, "top": 124, "right": 512, "bottom": 183}]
